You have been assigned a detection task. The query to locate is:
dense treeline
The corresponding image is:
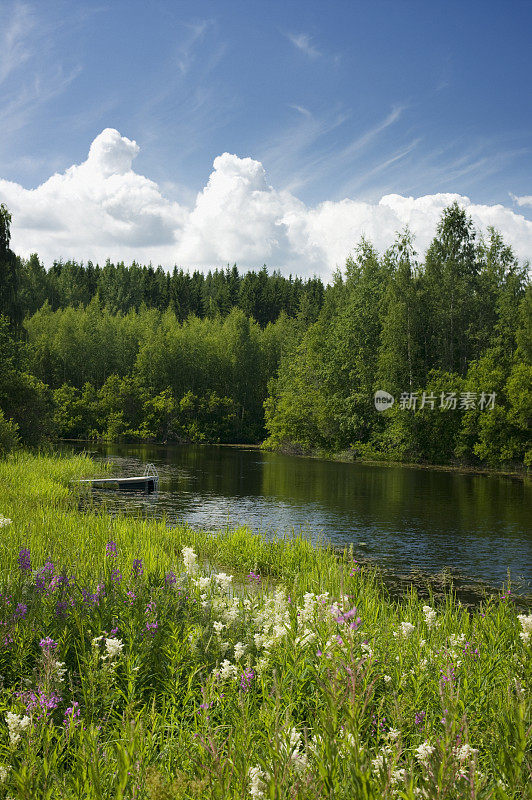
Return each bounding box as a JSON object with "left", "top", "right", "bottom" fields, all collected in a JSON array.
[
  {"left": 0, "top": 203, "right": 310, "bottom": 447},
  {"left": 0, "top": 201, "right": 530, "bottom": 468},
  {"left": 265, "top": 206, "right": 531, "bottom": 468},
  {"left": 14, "top": 251, "right": 324, "bottom": 324}
]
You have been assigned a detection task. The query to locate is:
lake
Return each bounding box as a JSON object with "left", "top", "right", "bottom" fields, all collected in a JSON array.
[{"left": 71, "top": 442, "right": 532, "bottom": 594}]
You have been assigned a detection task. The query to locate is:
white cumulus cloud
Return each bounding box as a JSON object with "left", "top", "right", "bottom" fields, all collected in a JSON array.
[
  {"left": 0, "top": 128, "right": 530, "bottom": 279},
  {"left": 511, "top": 193, "right": 532, "bottom": 208}
]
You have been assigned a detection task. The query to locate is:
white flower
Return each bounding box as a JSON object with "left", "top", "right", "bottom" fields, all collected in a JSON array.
[
  {"left": 273, "top": 623, "right": 288, "bottom": 640},
  {"left": 248, "top": 766, "right": 266, "bottom": 799},
  {"left": 371, "top": 744, "right": 392, "bottom": 773},
  {"left": 54, "top": 661, "right": 67, "bottom": 682},
  {"left": 91, "top": 635, "right": 103, "bottom": 648},
  {"left": 299, "top": 593, "right": 316, "bottom": 623},
  {"left": 234, "top": 642, "right": 246, "bottom": 660},
  {"left": 387, "top": 727, "right": 401, "bottom": 741},
  {"left": 103, "top": 637, "right": 123, "bottom": 661},
  {"left": 517, "top": 614, "right": 532, "bottom": 644},
  {"left": 282, "top": 727, "right": 308, "bottom": 772},
  {"left": 398, "top": 622, "right": 415, "bottom": 638},
  {"left": 0, "top": 517, "right": 12, "bottom": 528},
  {"left": 215, "top": 572, "right": 233, "bottom": 591},
  {"left": 0, "top": 765, "right": 9, "bottom": 782},
  {"left": 215, "top": 659, "right": 238, "bottom": 680},
  {"left": 423, "top": 606, "right": 438, "bottom": 629},
  {"left": 193, "top": 576, "right": 211, "bottom": 590},
  {"left": 5, "top": 712, "right": 30, "bottom": 746},
  {"left": 383, "top": 674, "right": 392, "bottom": 683},
  {"left": 449, "top": 633, "right": 466, "bottom": 648},
  {"left": 414, "top": 741, "right": 435, "bottom": 765},
  {"left": 454, "top": 744, "right": 478, "bottom": 762},
  {"left": 223, "top": 597, "right": 241, "bottom": 624},
  {"left": 182, "top": 546, "right": 198, "bottom": 575},
  {"left": 361, "top": 642, "right": 373, "bottom": 656},
  {"left": 391, "top": 768, "right": 406, "bottom": 784},
  {"left": 213, "top": 621, "right": 225, "bottom": 636}
]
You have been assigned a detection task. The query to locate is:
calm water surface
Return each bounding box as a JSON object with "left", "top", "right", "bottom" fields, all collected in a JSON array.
[{"left": 72, "top": 443, "right": 531, "bottom": 592}]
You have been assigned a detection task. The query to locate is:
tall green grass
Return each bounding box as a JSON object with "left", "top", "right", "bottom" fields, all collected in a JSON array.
[{"left": 0, "top": 452, "right": 529, "bottom": 799}]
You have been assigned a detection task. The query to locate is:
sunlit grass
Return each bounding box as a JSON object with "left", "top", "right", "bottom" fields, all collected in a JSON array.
[{"left": 0, "top": 452, "right": 529, "bottom": 799}]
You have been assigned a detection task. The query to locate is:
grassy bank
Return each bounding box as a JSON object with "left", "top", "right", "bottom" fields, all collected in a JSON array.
[{"left": 0, "top": 453, "right": 529, "bottom": 799}]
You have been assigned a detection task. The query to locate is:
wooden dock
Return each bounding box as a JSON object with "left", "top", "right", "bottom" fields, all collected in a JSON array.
[{"left": 79, "top": 464, "right": 159, "bottom": 493}]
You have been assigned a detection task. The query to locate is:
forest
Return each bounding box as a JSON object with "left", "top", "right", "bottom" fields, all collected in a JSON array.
[{"left": 0, "top": 201, "right": 530, "bottom": 469}]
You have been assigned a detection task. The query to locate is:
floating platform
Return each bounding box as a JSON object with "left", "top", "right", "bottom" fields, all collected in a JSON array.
[{"left": 79, "top": 463, "right": 159, "bottom": 493}]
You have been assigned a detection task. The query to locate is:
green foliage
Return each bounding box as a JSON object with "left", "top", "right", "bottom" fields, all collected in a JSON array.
[
  {"left": 0, "top": 409, "right": 19, "bottom": 455},
  {"left": 0, "top": 453, "right": 528, "bottom": 798},
  {"left": 265, "top": 208, "right": 530, "bottom": 470},
  {"left": 0, "top": 201, "right": 529, "bottom": 466},
  {"left": 0, "top": 203, "right": 22, "bottom": 326}
]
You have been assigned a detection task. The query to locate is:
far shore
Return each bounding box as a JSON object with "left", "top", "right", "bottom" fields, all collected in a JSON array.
[{"left": 59, "top": 438, "right": 530, "bottom": 481}]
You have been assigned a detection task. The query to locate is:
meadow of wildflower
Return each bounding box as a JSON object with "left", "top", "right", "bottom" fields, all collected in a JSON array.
[{"left": 0, "top": 452, "right": 529, "bottom": 799}]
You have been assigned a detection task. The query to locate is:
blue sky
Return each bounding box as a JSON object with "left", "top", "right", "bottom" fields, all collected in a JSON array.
[{"left": 0, "top": 0, "right": 530, "bottom": 274}]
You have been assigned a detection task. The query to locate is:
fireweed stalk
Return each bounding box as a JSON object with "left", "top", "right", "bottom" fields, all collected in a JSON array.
[{"left": 0, "top": 451, "right": 528, "bottom": 799}]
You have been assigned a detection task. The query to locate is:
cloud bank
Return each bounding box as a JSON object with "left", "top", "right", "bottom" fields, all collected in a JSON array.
[{"left": 1, "top": 128, "right": 530, "bottom": 279}]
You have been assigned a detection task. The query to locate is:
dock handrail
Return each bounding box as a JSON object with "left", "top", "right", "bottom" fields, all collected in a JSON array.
[{"left": 143, "top": 463, "right": 159, "bottom": 490}]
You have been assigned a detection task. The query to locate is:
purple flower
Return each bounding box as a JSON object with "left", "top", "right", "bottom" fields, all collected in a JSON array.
[
  {"left": 126, "top": 590, "right": 136, "bottom": 605},
  {"left": 17, "top": 547, "right": 31, "bottom": 571},
  {"left": 55, "top": 599, "right": 73, "bottom": 618},
  {"left": 20, "top": 687, "right": 61, "bottom": 719},
  {"left": 165, "top": 571, "right": 177, "bottom": 586},
  {"left": 64, "top": 701, "right": 80, "bottom": 728},
  {"left": 13, "top": 603, "right": 27, "bottom": 621},
  {"left": 335, "top": 606, "right": 361, "bottom": 630},
  {"left": 110, "top": 568, "right": 122, "bottom": 584},
  {"left": 132, "top": 558, "right": 143, "bottom": 578},
  {"left": 145, "top": 621, "right": 158, "bottom": 634},
  {"left": 39, "top": 636, "right": 57, "bottom": 651},
  {"left": 239, "top": 668, "right": 254, "bottom": 692},
  {"left": 82, "top": 583, "right": 105, "bottom": 605},
  {"left": 145, "top": 599, "right": 156, "bottom": 616},
  {"left": 106, "top": 541, "right": 117, "bottom": 557},
  {"left": 415, "top": 711, "right": 426, "bottom": 726},
  {"left": 35, "top": 560, "right": 55, "bottom": 590},
  {"left": 247, "top": 570, "right": 261, "bottom": 584}
]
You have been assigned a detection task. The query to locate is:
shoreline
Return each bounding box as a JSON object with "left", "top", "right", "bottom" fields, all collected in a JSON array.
[
  {"left": 59, "top": 438, "right": 529, "bottom": 480},
  {"left": 258, "top": 444, "right": 530, "bottom": 481}
]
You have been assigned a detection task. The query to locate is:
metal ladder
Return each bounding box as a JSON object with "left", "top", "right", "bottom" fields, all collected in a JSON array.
[{"left": 143, "top": 463, "right": 159, "bottom": 491}]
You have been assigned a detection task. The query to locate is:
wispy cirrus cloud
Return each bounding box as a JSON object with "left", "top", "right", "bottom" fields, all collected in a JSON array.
[
  {"left": 0, "top": 1, "right": 84, "bottom": 157},
  {"left": 285, "top": 32, "right": 321, "bottom": 58},
  {"left": 259, "top": 104, "right": 407, "bottom": 197},
  {"left": 175, "top": 19, "right": 214, "bottom": 75},
  {"left": 0, "top": 2, "right": 35, "bottom": 86}
]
